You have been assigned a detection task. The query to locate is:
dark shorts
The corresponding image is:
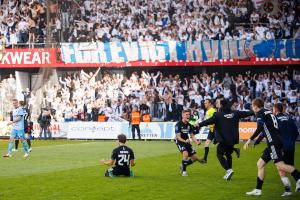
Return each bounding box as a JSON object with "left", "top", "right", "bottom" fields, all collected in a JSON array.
[
  {"left": 30, "top": 27, "right": 36, "bottom": 34},
  {"left": 261, "top": 145, "right": 283, "bottom": 164},
  {"left": 207, "top": 131, "right": 215, "bottom": 141},
  {"left": 105, "top": 167, "right": 132, "bottom": 177},
  {"left": 283, "top": 150, "right": 295, "bottom": 166},
  {"left": 175, "top": 140, "right": 196, "bottom": 157}
]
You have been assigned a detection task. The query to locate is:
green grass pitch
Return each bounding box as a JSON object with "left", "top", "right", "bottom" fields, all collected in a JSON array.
[{"left": 0, "top": 140, "right": 299, "bottom": 200}]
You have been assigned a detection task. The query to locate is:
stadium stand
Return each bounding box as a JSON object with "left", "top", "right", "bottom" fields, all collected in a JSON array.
[
  {"left": 2, "top": 68, "right": 298, "bottom": 123},
  {"left": 0, "top": 0, "right": 299, "bottom": 46}
]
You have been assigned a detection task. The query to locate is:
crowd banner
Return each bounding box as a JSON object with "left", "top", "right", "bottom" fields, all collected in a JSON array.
[
  {"left": 0, "top": 48, "right": 56, "bottom": 68},
  {"left": 61, "top": 39, "right": 300, "bottom": 64}
]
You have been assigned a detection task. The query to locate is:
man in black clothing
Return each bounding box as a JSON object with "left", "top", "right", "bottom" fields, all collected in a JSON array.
[
  {"left": 38, "top": 109, "right": 51, "bottom": 139},
  {"left": 244, "top": 98, "right": 300, "bottom": 196},
  {"left": 175, "top": 110, "right": 201, "bottom": 176},
  {"left": 254, "top": 103, "right": 299, "bottom": 196},
  {"left": 197, "top": 99, "right": 254, "bottom": 180},
  {"left": 101, "top": 134, "right": 135, "bottom": 177}
]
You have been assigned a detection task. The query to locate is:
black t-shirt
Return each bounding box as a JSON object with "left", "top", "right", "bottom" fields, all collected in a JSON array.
[
  {"left": 251, "top": 108, "right": 282, "bottom": 146},
  {"left": 198, "top": 110, "right": 254, "bottom": 145},
  {"left": 111, "top": 145, "right": 135, "bottom": 174},
  {"left": 175, "top": 121, "right": 196, "bottom": 143}
]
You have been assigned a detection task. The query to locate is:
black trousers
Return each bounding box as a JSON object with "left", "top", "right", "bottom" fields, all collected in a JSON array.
[
  {"left": 217, "top": 143, "right": 234, "bottom": 170},
  {"left": 132, "top": 125, "right": 141, "bottom": 140}
]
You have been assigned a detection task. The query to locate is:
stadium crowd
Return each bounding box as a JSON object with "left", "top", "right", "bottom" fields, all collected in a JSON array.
[
  {"left": 60, "top": 0, "right": 300, "bottom": 42},
  {"left": 62, "top": 0, "right": 300, "bottom": 42},
  {"left": 11, "top": 68, "right": 297, "bottom": 123},
  {"left": 0, "top": 0, "right": 300, "bottom": 45}
]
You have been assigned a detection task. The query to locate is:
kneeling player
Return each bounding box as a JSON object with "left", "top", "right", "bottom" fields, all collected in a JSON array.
[
  {"left": 175, "top": 110, "right": 201, "bottom": 176},
  {"left": 101, "top": 134, "right": 135, "bottom": 177}
]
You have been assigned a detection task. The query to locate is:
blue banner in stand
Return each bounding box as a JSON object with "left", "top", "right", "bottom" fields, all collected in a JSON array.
[{"left": 61, "top": 39, "right": 300, "bottom": 63}]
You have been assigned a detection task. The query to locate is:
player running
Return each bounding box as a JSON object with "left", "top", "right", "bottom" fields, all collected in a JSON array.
[
  {"left": 197, "top": 99, "right": 253, "bottom": 180},
  {"left": 244, "top": 98, "right": 300, "bottom": 196},
  {"left": 101, "top": 134, "right": 135, "bottom": 177},
  {"left": 3, "top": 99, "right": 29, "bottom": 158},
  {"left": 175, "top": 110, "right": 201, "bottom": 177}
]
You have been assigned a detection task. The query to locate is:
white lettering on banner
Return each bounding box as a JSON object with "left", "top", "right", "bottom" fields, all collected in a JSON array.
[
  {"left": 110, "top": 42, "right": 125, "bottom": 62},
  {"left": 239, "top": 127, "right": 257, "bottom": 133},
  {"left": 168, "top": 41, "right": 178, "bottom": 61},
  {"left": 97, "top": 43, "right": 108, "bottom": 63},
  {"left": 0, "top": 51, "right": 51, "bottom": 65},
  {"left": 187, "top": 41, "right": 202, "bottom": 62},
  {"left": 62, "top": 44, "right": 75, "bottom": 63},
  {"left": 24, "top": 52, "right": 31, "bottom": 64},
  {"left": 32, "top": 52, "right": 41, "bottom": 64},
  {"left": 10, "top": 52, "right": 23, "bottom": 64},
  {"left": 139, "top": 42, "right": 150, "bottom": 61},
  {"left": 42, "top": 52, "right": 50, "bottom": 64},
  {"left": 122, "top": 42, "right": 139, "bottom": 61}
]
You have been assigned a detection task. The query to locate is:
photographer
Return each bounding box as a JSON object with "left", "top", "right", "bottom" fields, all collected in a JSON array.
[{"left": 38, "top": 109, "right": 51, "bottom": 139}]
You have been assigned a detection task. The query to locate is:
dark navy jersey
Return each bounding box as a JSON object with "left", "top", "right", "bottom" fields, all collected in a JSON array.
[
  {"left": 175, "top": 121, "right": 197, "bottom": 141},
  {"left": 111, "top": 145, "right": 134, "bottom": 173},
  {"left": 276, "top": 113, "right": 299, "bottom": 150},
  {"left": 251, "top": 108, "right": 282, "bottom": 146},
  {"left": 22, "top": 107, "right": 29, "bottom": 133}
]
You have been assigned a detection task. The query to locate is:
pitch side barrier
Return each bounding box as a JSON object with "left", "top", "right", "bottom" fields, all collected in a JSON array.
[{"left": 1, "top": 121, "right": 289, "bottom": 141}]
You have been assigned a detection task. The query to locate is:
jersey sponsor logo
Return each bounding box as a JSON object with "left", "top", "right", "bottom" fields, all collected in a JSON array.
[
  {"left": 224, "top": 113, "right": 234, "bottom": 118},
  {"left": 277, "top": 116, "right": 288, "bottom": 121}
]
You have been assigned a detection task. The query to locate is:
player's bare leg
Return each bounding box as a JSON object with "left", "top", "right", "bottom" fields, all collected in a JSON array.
[
  {"left": 279, "top": 170, "right": 292, "bottom": 196},
  {"left": 275, "top": 161, "right": 300, "bottom": 192},
  {"left": 246, "top": 158, "right": 266, "bottom": 196}
]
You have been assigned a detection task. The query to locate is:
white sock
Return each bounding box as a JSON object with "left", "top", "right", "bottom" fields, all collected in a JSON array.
[{"left": 281, "top": 176, "right": 291, "bottom": 191}]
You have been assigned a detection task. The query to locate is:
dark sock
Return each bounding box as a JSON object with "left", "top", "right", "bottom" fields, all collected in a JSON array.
[
  {"left": 15, "top": 140, "right": 19, "bottom": 149},
  {"left": 27, "top": 139, "right": 31, "bottom": 148},
  {"left": 291, "top": 169, "right": 300, "bottom": 181},
  {"left": 285, "top": 186, "right": 291, "bottom": 192},
  {"left": 256, "top": 177, "right": 264, "bottom": 190},
  {"left": 182, "top": 160, "right": 189, "bottom": 171},
  {"left": 204, "top": 147, "right": 209, "bottom": 160},
  {"left": 186, "top": 159, "right": 194, "bottom": 166}
]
